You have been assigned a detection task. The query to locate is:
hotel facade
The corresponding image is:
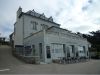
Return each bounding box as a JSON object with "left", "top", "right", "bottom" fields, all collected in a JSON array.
[{"left": 13, "top": 7, "right": 90, "bottom": 63}]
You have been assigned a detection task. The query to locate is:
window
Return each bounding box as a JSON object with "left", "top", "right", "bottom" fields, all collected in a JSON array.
[
  {"left": 41, "top": 24, "right": 48, "bottom": 30},
  {"left": 25, "top": 46, "right": 32, "bottom": 56},
  {"left": 31, "top": 21, "right": 38, "bottom": 30},
  {"left": 52, "top": 44, "right": 63, "bottom": 54}
]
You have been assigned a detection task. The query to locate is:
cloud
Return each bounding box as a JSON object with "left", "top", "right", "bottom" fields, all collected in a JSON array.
[
  {"left": 0, "top": 0, "right": 100, "bottom": 38},
  {"left": 56, "top": 0, "right": 100, "bottom": 34}
]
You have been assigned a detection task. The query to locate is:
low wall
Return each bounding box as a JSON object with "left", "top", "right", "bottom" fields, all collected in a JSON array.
[{"left": 12, "top": 45, "right": 40, "bottom": 64}]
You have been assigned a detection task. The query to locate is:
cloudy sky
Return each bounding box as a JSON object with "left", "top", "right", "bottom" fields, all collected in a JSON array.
[{"left": 0, "top": 0, "right": 100, "bottom": 38}]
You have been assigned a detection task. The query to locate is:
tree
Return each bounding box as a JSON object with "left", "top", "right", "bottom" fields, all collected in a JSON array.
[{"left": 83, "top": 30, "right": 100, "bottom": 58}]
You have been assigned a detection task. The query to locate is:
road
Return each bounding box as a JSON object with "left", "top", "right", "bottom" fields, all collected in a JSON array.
[{"left": 0, "top": 45, "right": 100, "bottom": 74}]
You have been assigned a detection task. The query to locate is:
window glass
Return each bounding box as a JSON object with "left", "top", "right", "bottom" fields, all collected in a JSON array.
[{"left": 41, "top": 24, "right": 48, "bottom": 30}]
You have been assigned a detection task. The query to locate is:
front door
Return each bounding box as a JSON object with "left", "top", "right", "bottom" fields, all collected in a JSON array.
[
  {"left": 32, "top": 45, "right": 35, "bottom": 56},
  {"left": 46, "top": 46, "right": 51, "bottom": 63},
  {"left": 39, "top": 43, "right": 43, "bottom": 61}
]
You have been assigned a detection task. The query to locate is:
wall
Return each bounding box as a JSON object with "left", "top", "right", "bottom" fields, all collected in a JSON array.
[
  {"left": 24, "top": 30, "right": 46, "bottom": 62},
  {"left": 45, "top": 30, "right": 89, "bottom": 60},
  {"left": 14, "top": 16, "right": 24, "bottom": 46},
  {"left": 23, "top": 15, "right": 59, "bottom": 38}
]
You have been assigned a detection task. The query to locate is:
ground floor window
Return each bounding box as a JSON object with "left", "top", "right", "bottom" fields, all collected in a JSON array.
[
  {"left": 25, "top": 46, "right": 32, "bottom": 56},
  {"left": 78, "top": 46, "right": 86, "bottom": 57},
  {"left": 51, "top": 44, "right": 64, "bottom": 59}
]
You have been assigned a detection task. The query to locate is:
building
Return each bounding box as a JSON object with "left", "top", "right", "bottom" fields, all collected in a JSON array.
[
  {"left": 0, "top": 37, "right": 6, "bottom": 45},
  {"left": 9, "top": 33, "right": 14, "bottom": 47},
  {"left": 13, "top": 7, "right": 90, "bottom": 64}
]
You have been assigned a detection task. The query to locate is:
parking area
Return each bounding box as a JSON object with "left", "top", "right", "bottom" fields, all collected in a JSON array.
[{"left": 0, "top": 45, "right": 100, "bottom": 74}]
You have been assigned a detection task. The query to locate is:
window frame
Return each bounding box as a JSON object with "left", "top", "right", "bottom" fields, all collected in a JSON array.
[{"left": 31, "top": 21, "right": 38, "bottom": 30}]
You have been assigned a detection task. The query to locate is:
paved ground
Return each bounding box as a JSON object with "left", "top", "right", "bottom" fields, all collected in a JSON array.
[{"left": 0, "top": 45, "right": 100, "bottom": 74}]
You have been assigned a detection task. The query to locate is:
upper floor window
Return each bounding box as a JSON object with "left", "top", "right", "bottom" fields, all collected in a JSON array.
[
  {"left": 31, "top": 21, "right": 38, "bottom": 30},
  {"left": 41, "top": 24, "right": 48, "bottom": 30}
]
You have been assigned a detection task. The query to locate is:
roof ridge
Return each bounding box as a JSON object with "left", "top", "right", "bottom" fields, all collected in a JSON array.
[{"left": 26, "top": 9, "right": 54, "bottom": 22}]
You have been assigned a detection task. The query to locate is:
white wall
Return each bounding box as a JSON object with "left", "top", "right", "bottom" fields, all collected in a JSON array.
[
  {"left": 23, "top": 15, "right": 60, "bottom": 38},
  {"left": 14, "top": 16, "right": 24, "bottom": 46},
  {"left": 24, "top": 30, "right": 46, "bottom": 62},
  {"left": 14, "top": 11, "right": 60, "bottom": 47},
  {"left": 45, "top": 31, "right": 89, "bottom": 59}
]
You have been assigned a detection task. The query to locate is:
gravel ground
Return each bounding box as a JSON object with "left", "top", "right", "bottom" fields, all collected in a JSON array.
[{"left": 0, "top": 45, "right": 100, "bottom": 74}]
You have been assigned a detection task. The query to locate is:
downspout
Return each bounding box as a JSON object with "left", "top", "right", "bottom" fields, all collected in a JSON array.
[
  {"left": 22, "top": 15, "right": 24, "bottom": 45},
  {"left": 22, "top": 15, "right": 25, "bottom": 56}
]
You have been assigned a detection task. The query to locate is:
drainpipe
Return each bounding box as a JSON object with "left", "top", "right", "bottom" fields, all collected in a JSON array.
[{"left": 22, "top": 15, "right": 25, "bottom": 57}]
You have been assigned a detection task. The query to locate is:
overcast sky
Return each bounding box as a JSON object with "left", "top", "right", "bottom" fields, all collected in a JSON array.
[{"left": 0, "top": 0, "right": 100, "bottom": 38}]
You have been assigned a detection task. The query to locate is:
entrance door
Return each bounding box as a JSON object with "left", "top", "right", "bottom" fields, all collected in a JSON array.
[
  {"left": 32, "top": 45, "right": 35, "bottom": 56},
  {"left": 46, "top": 46, "right": 51, "bottom": 63},
  {"left": 39, "top": 43, "right": 43, "bottom": 61}
]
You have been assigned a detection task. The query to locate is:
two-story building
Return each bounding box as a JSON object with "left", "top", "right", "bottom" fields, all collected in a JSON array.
[{"left": 14, "top": 7, "right": 90, "bottom": 63}]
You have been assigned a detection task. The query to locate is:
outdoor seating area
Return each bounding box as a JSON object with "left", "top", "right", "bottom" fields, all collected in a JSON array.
[{"left": 52, "top": 56, "right": 90, "bottom": 64}]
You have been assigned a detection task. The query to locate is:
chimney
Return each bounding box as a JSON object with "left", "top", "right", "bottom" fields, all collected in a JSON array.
[{"left": 17, "top": 6, "right": 22, "bottom": 19}]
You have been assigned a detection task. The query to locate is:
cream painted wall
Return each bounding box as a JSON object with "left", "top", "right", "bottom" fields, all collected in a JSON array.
[
  {"left": 45, "top": 31, "right": 89, "bottom": 58},
  {"left": 23, "top": 15, "right": 59, "bottom": 38},
  {"left": 14, "top": 16, "right": 24, "bottom": 46}
]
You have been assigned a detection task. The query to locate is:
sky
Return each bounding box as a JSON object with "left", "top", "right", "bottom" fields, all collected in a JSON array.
[{"left": 0, "top": 0, "right": 100, "bottom": 38}]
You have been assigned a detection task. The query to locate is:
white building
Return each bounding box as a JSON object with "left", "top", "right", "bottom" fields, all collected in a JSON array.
[{"left": 14, "top": 7, "right": 90, "bottom": 63}]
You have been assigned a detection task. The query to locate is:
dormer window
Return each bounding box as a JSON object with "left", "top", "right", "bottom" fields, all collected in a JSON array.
[
  {"left": 40, "top": 13, "right": 45, "bottom": 19},
  {"left": 48, "top": 16, "right": 53, "bottom": 22},
  {"left": 41, "top": 24, "right": 48, "bottom": 30},
  {"left": 31, "top": 21, "right": 38, "bottom": 30}
]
